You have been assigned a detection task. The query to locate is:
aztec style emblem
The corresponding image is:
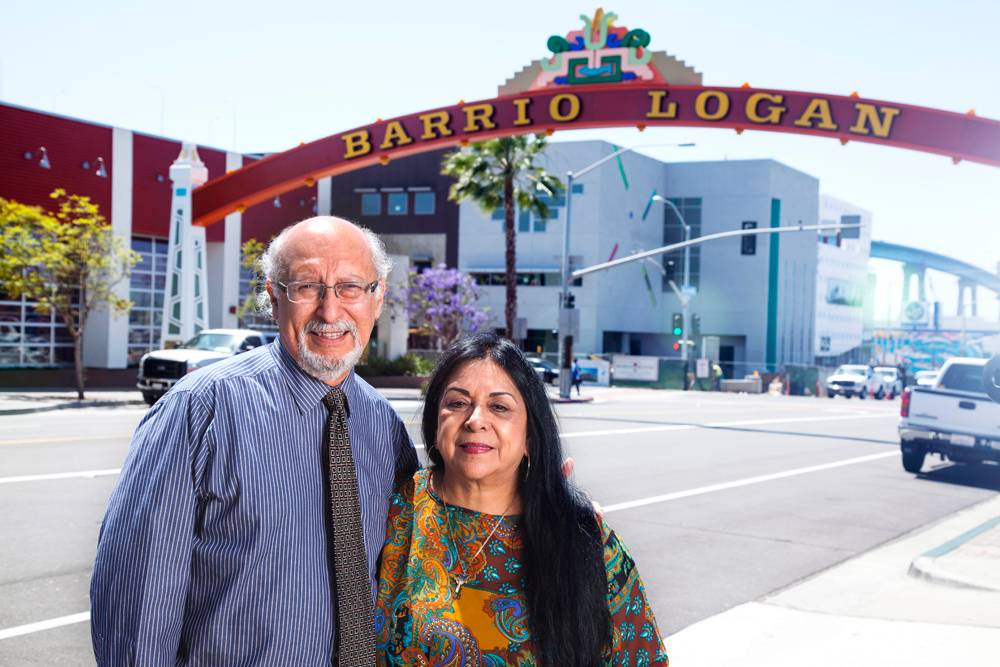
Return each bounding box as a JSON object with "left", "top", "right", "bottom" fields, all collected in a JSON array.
[{"left": 534, "top": 8, "right": 664, "bottom": 88}]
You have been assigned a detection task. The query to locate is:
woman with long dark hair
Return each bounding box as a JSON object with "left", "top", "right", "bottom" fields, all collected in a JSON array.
[{"left": 375, "top": 332, "right": 668, "bottom": 666}]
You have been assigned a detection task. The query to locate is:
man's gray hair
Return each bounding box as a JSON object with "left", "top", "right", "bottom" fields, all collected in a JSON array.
[{"left": 255, "top": 217, "right": 392, "bottom": 318}]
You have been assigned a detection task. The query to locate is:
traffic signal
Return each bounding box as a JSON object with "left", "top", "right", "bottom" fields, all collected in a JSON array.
[
  {"left": 691, "top": 313, "right": 701, "bottom": 336},
  {"left": 672, "top": 342, "right": 681, "bottom": 351},
  {"left": 671, "top": 312, "right": 683, "bottom": 337}
]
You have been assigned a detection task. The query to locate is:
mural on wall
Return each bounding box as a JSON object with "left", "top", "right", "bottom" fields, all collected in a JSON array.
[{"left": 872, "top": 329, "right": 1000, "bottom": 370}]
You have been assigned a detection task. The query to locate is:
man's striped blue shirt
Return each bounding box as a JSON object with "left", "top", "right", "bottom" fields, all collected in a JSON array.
[{"left": 90, "top": 341, "right": 418, "bottom": 666}]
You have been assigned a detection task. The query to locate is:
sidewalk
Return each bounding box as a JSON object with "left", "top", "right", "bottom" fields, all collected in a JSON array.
[
  {"left": 0, "top": 390, "right": 146, "bottom": 415},
  {"left": 667, "top": 493, "right": 1000, "bottom": 666}
]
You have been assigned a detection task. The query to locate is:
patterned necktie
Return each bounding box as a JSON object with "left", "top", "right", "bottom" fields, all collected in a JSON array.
[{"left": 322, "top": 388, "right": 375, "bottom": 666}]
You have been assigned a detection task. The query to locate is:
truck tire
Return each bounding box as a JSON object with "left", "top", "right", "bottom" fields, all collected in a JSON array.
[
  {"left": 142, "top": 391, "right": 159, "bottom": 406},
  {"left": 858, "top": 391, "right": 866, "bottom": 400},
  {"left": 901, "top": 445, "right": 926, "bottom": 473},
  {"left": 875, "top": 387, "right": 885, "bottom": 400},
  {"left": 827, "top": 391, "right": 835, "bottom": 398}
]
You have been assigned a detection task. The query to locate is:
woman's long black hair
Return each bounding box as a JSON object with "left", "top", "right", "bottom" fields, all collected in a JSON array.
[{"left": 422, "top": 332, "right": 610, "bottom": 666}]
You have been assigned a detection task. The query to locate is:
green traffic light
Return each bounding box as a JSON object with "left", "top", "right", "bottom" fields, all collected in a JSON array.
[{"left": 673, "top": 327, "right": 682, "bottom": 335}]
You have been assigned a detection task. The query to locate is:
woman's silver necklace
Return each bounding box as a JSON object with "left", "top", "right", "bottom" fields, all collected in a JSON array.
[{"left": 440, "top": 487, "right": 513, "bottom": 598}]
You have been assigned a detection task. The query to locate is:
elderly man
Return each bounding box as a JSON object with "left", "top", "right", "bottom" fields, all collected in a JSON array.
[{"left": 90, "top": 217, "right": 418, "bottom": 666}]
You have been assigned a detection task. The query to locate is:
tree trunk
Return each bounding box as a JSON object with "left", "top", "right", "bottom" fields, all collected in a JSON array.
[
  {"left": 73, "top": 333, "right": 85, "bottom": 400},
  {"left": 503, "top": 176, "right": 517, "bottom": 340}
]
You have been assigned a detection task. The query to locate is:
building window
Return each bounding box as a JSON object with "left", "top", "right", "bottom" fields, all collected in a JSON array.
[
  {"left": 0, "top": 290, "right": 76, "bottom": 368},
  {"left": 661, "top": 197, "right": 702, "bottom": 291},
  {"left": 490, "top": 193, "right": 565, "bottom": 233},
  {"left": 414, "top": 192, "right": 435, "bottom": 215},
  {"left": 741, "top": 221, "right": 757, "bottom": 255},
  {"left": 387, "top": 192, "right": 408, "bottom": 215},
  {"left": 820, "top": 336, "right": 831, "bottom": 352},
  {"left": 469, "top": 271, "right": 581, "bottom": 287},
  {"left": 361, "top": 193, "right": 381, "bottom": 216},
  {"left": 127, "top": 236, "right": 169, "bottom": 365}
]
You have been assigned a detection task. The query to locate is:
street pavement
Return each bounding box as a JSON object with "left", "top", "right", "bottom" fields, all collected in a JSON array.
[{"left": 0, "top": 386, "right": 997, "bottom": 665}]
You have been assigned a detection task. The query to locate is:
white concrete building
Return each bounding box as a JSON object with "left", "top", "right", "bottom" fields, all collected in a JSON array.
[
  {"left": 814, "top": 195, "right": 873, "bottom": 363},
  {"left": 459, "top": 140, "right": 824, "bottom": 376}
]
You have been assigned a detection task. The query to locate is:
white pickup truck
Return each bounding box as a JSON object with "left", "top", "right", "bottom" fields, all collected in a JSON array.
[
  {"left": 137, "top": 328, "right": 268, "bottom": 405},
  {"left": 898, "top": 357, "right": 1000, "bottom": 473}
]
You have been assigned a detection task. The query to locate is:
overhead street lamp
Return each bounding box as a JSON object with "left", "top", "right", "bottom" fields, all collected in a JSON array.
[{"left": 557, "top": 142, "right": 695, "bottom": 399}]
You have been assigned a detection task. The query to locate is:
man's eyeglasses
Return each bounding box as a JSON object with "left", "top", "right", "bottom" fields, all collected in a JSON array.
[{"left": 277, "top": 280, "right": 379, "bottom": 304}]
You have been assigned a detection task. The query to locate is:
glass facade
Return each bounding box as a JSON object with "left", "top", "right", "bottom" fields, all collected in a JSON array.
[
  {"left": 661, "top": 198, "right": 702, "bottom": 291},
  {"left": 127, "top": 236, "right": 168, "bottom": 365},
  {"left": 489, "top": 190, "right": 568, "bottom": 233},
  {"left": 0, "top": 292, "right": 76, "bottom": 367}
]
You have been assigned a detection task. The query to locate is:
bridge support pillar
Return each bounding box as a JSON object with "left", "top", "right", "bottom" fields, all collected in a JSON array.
[
  {"left": 957, "top": 279, "right": 978, "bottom": 317},
  {"left": 902, "top": 263, "right": 926, "bottom": 311}
]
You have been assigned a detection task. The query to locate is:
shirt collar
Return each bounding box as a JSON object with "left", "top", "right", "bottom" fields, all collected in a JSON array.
[{"left": 270, "top": 339, "right": 357, "bottom": 416}]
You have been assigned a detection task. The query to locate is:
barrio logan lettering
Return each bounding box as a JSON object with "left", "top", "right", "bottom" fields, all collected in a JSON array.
[
  {"left": 190, "top": 8, "right": 999, "bottom": 228},
  {"left": 339, "top": 86, "right": 903, "bottom": 161}
]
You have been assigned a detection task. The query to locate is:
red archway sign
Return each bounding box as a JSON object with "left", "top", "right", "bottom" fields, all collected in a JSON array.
[{"left": 192, "top": 10, "right": 1000, "bottom": 228}]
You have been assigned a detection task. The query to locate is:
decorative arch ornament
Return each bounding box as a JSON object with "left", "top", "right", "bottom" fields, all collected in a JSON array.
[{"left": 192, "top": 10, "right": 1000, "bottom": 226}]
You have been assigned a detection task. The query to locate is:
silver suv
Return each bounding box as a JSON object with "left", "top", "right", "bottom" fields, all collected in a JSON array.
[{"left": 137, "top": 328, "right": 268, "bottom": 405}]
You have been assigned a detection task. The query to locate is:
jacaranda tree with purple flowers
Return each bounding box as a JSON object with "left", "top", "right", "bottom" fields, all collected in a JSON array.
[{"left": 392, "top": 265, "right": 491, "bottom": 350}]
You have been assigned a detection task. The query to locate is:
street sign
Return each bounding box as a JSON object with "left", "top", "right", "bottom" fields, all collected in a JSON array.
[{"left": 696, "top": 358, "right": 710, "bottom": 378}]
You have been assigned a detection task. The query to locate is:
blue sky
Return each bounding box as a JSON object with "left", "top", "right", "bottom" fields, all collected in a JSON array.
[{"left": 3, "top": 0, "right": 998, "bottom": 318}]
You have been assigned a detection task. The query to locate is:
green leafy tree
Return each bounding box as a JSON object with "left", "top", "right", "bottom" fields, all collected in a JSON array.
[
  {"left": 442, "top": 135, "right": 563, "bottom": 339},
  {"left": 0, "top": 190, "right": 140, "bottom": 399},
  {"left": 236, "top": 238, "right": 265, "bottom": 326}
]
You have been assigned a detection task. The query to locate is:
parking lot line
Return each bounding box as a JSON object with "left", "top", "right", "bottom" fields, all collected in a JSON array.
[
  {"left": 0, "top": 612, "right": 90, "bottom": 640},
  {"left": 0, "top": 468, "right": 121, "bottom": 485},
  {"left": 603, "top": 451, "right": 897, "bottom": 513}
]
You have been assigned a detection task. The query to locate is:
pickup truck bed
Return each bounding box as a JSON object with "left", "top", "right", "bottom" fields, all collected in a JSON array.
[{"left": 899, "top": 385, "right": 1000, "bottom": 473}]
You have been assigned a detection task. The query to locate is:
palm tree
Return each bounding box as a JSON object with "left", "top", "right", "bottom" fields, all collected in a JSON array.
[{"left": 442, "top": 135, "right": 563, "bottom": 340}]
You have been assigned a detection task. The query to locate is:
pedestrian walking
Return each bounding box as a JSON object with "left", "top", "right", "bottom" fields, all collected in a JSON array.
[{"left": 571, "top": 357, "right": 583, "bottom": 396}]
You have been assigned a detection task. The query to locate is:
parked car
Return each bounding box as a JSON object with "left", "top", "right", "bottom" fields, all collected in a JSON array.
[
  {"left": 825, "top": 364, "right": 885, "bottom": 399},
  {"left": 137, "top": 328, "right": 267, "bottom": 405},
  {"left": 914, "top": 369, "right": 940, "bottom": 387},
  {"left": 898, "top": 357, "right": 1000, "bottom": 473},
  {"left": 526, "top": 356, "right": 560, "bottom": 385},
  {"left": 874, "top": 366, "right": 904, "bottom": 399}
]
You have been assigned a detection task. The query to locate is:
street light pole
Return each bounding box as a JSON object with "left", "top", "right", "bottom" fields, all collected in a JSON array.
[
  {"left": 556, "top": 142, "right": 694, "bottom": 399},
  {"left": 652, "top": 195, "right": 691, "bottom": 363}
]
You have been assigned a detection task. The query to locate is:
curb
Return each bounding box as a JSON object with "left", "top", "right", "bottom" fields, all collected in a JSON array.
[
  {"left": 0, "top": 399, "right": 147, "bottom": 416},
  {"left": 550, "top": 395, "right": 595, "bottom": 404},
  {"left": 908, "top": 515, "right": 1000, "bottom": 593}
]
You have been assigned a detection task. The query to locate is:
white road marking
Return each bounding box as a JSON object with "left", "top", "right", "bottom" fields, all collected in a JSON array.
[
  {"left": 603, "top": 451, "right": 898, "bottom": 513},
  {"left": 0, "top": 434, "right": 134, "bottom": 446},
  {"left": 0, "top": 442, "right": 899, "bottom": 639},
  {"left": 0, "top": 468, "right": 121, "bottom": 485},
  {"left": 0, "top": 612, "right": 90, "bottom": 640},
  {"left": 562, "top": 412, "right": 893, "bottom": 439}
]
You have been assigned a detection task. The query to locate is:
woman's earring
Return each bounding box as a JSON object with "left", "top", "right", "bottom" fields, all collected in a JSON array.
[{"left": 523, "top": 454, "right": 531, "bottom": 480}]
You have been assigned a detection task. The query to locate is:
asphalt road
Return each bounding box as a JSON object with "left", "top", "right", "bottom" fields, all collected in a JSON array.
[{"left": 1, "top": 389, "right": 998, "bottom": 665}]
